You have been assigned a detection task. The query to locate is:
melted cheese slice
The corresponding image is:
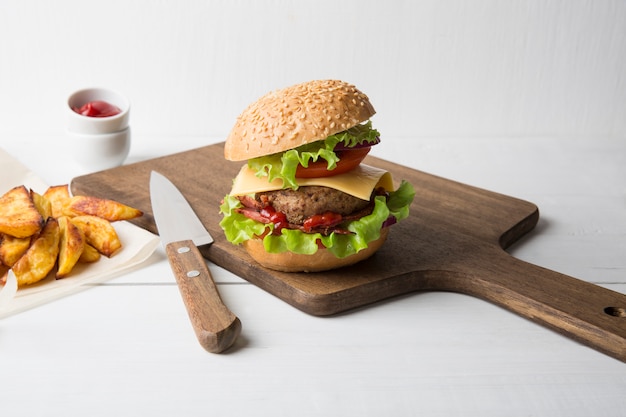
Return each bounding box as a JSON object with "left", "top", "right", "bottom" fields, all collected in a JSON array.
[{"left": 229, "top": 164, "right": 395, "bottom": 201}]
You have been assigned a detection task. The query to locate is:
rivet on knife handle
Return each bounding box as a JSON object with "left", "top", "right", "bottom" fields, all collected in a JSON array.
[{"left": 166, "top": 240, "right": 241, "bottom": 353}]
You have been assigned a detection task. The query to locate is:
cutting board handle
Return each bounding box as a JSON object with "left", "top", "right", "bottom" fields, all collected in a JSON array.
[{"left": 459, "top": 248, "right": 626, "bottom": 362}]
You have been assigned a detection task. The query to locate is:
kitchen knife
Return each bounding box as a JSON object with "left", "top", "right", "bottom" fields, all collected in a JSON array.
[{"left": 149, "top": 170, "right": 241, "bottom": 353}]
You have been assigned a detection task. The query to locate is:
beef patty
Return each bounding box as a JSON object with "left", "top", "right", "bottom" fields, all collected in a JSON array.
[{"left": 257, "top": 186, "right": 370, "bottom": 225}]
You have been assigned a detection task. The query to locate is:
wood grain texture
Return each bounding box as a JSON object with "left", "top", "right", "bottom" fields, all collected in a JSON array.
[
  {"left": 165, "top": 240, "right": 241, "bottom": 353},
  {"left": 71, "top": 142, "right": 626, "bottom": 362}
]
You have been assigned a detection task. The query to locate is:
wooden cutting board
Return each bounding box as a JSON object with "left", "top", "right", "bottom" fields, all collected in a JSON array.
[{"left": 71, "top": 142, "right": 626, "bottom": 362}]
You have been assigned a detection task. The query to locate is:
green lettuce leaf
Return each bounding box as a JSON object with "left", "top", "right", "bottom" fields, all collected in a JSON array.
[
  {"left": 218, "top": 180, "right": 415, "bottom": 259},
  {"left": 247, "top": 121, "right": 380, "bottom": 189},
  {"left": 386, "top": 180, "right": 415, "bottom": 222}
]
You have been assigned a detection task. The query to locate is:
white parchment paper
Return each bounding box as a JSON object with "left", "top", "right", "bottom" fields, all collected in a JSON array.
[{"left": 0, "top": 146, "right": 160, "bottom": 318}]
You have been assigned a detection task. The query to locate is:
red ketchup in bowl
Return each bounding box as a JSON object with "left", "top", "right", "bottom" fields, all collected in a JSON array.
[{"left": 73, "top": 100, "right": 121, "bottom": 117}]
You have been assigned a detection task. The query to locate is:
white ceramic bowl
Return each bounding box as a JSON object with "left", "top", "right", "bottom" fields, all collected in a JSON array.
[
  {"left": 67, "top": 127, "right": 131, "bottom": 171},
  {"left": 67, "top": 88, "right": 130, "bottom": 134}
]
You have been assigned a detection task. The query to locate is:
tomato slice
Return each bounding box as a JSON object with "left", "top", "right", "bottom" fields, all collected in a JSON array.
[{"left": 295, "top": 147, "right": 371, "bottom": 178}]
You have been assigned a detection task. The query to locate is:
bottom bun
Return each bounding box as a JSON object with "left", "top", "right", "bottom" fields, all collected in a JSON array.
[{"left": 242, "top": 228, "right": 389, "bottom": 272}]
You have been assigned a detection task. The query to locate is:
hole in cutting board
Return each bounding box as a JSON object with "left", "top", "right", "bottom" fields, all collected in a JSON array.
[{"left": 604, "top": 306, "right": 626, "bottom": 317}]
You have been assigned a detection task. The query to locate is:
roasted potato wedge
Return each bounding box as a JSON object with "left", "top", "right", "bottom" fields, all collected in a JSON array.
[
  {"left": 64, "top": 195, "right": 143, "bottom": 221},
  {"left": 2, "top": 183, "right": 143, "bottom": 290},
  {"left": 43, "top": 185, "right": 71, "bottom": 218},
  {"left": 0, "top": 186, "right": 44, "bottom": 238},
  {"left": 30, "top": 190, "right": 52, "bottom": 219},
  {"left": 71, "top": 215, "right": 121, "bottom": 257},
  {"left": 12, "top": 218, "right": 60, "bottom": 286},
  {"left": 0, "top": 264, "right": 8, "bottom": 285},
  {"left": 0, "top": 233, "right": 32, "bottom": 267},
  {"left": 78, "top": 243, "right": 101, "bottom": 263},
  {"left": 56, "top": 216, "right": 86, "bottom": 278}
]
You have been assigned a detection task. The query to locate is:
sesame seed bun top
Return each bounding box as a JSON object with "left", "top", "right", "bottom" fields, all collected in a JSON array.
[{"left": 224, "top": 80, "right": 376, "bottom": 161}]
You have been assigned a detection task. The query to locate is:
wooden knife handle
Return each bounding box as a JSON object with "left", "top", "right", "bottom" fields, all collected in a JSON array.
[{"left": 165, "top": 240, "right": 241, "bottom": 353}]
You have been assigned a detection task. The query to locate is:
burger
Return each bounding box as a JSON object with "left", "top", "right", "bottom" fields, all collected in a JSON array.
[{"left": 219, "top": 79, "right": 415, "bottom": 272}]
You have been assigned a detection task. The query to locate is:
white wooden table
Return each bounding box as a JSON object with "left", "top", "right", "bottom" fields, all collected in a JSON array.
[{"left": 1, "top": 133, "right": 625, "bottom": 417}]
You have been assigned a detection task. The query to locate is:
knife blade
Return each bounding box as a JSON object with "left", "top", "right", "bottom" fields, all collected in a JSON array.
[{"left": 149, "top": 170, "right": 241, "bottom": 353}]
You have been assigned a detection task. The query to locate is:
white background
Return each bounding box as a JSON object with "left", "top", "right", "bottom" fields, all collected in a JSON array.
[{"left": 1, "top": 0, "right": 625, "bottom": 141}]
